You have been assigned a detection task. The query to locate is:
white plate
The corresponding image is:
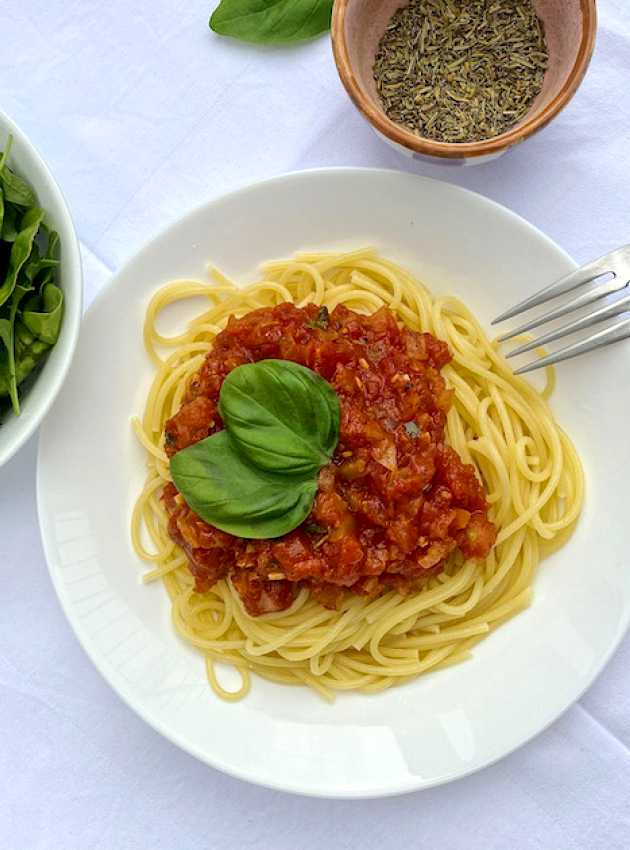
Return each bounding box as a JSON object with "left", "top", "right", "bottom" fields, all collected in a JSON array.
[{"left": 37, "top": 168, "right": 629, "bottom": 798}]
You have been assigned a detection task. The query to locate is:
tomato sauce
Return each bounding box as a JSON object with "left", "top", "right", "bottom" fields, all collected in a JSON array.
[{"left": 163, "top": 303, "right": 496, "bottom": 616}]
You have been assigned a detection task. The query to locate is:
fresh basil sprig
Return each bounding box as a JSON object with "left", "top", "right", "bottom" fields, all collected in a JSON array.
[
  {"left": 209, "top": 0, "right": 333, "bottom": 45},
  {"left": 170, "top": 359, "right": 340, "bottom": 538}
]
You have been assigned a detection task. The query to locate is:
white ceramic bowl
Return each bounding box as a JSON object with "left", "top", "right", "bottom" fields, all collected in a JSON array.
[
  {"left": 37, "top": 169, "right": 630, "bottom": 798},
  {"left": 0, "top": 111, "right": 82, "bottom": 467}
]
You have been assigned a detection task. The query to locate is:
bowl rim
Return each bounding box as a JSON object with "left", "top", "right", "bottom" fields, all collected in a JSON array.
[
  {"left": 0, "top": 110, "right": 83, "bottom": 467},
  {"left": 331, "top": 0, "right": 597, "bottom": 159}
]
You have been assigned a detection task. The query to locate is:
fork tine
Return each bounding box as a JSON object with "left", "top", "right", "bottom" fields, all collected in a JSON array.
[
  {"left": 492, "top": 253, "right": 618, "bottom": 325},
  {"left": 506, "top": 291, "right": 630, "bottom": 357},
  {"left": 499, "top": 278, "right": 629, "bottom": 344},
  {"left": 513, "top": 315, "right": 630, "bottom": 375}
]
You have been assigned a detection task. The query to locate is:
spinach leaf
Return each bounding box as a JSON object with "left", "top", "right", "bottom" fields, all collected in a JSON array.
[
  {"left": 0, "top": 135, "right": 11, "bottom": 176},
  {"left": 0, "top": 136, "right": 62, "bottom": 417},
  {"left": 46, "top": 228, "right": 60, "bottom": 258},
  {"left": 23, "top": 283, "right": 64, "bottom": 344},
  {"left": 170, "top": 429, "right": 317, "bottom": 538},
  {"left": 22, "top": 247, "right": 60, "bottom": 287},
  {"left": 219, "top": 359, "right": 340, "bottom": 475},
  {"left": 0, "top": 320, "right": 11, "bottom": 357},
  {"left": 0, "top": 319, "right": 50, "bottom": 402},
  {"left": 1, "top": 164, "right": 38, "bottom": 207},
  {"left": 26, "top": 229, "right": 61, "bottom": 288},
  {"left": 1, "top": 204, "right": 18, "bottom": 242},
  {"left": 0, "top": 207, "right": 43, "bottom": 308},
  {"left": 210, "top": 0, "right": 333, "bottom": 44},
  {"left": 0, "top": 318, "right": 17, "bottom": 411},
  {"left": 0, "top": 283, "right": 33, "bottom": 413},
  {"left": 23, "top": 241, "right": 40, "bottom": 282},
  {"left": 15, "top": 319, "right": 51, "bottom": 379}
]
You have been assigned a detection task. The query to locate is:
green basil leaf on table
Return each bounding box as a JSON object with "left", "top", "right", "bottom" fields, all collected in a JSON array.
[
  {"left": 170, "top": 429, "right": 317, "bottom": 538},
  {"left": 0, "top": 207, "right": 44, "bottom": 308},
  {"left": 23, "top": 283, "right": 64, "bottom": 344},
  {"left": 219, "top": 359, "right": 340, "bottom": 475},
  {"left": 210, "top": 0, "right": 333, "bottom": 44}
]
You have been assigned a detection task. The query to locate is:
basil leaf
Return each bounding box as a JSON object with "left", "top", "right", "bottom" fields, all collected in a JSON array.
[
  {"left": 210, "top": 0, "right": 333, "bottom": 44},
  {"left": 23, "top": 283, "right": 64, "bottom": 344},
  {"left": 219, "top": 359, "right": 340, "bottom": 475},
  {"left": 0, "top": 207, "right": 43, "bottom": 308},
  {"left": 170, "top": 430, "right": 317, "bottom": 538}
]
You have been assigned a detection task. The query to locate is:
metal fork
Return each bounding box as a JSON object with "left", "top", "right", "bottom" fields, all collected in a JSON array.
[{"left": 491, "top": 245, "right": 630, "bottom": 375}]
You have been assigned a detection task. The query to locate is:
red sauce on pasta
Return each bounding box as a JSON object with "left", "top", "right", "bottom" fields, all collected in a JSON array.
[{"left": 163, "top": 302, "right": 496, "bottom": 616}]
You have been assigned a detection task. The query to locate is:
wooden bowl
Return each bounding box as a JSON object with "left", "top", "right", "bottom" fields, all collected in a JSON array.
[{"left": 331, "top": 0, "right": 597, "bottom": 164}]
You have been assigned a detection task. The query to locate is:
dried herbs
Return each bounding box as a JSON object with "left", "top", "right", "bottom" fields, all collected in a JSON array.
[{"left": 373, "top": 0, "right": 549, "bottom": 143}]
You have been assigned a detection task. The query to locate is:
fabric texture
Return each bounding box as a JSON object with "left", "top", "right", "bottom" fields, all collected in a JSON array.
[{"left": 1, "top": 1, "right": 629, "bottom": 847}]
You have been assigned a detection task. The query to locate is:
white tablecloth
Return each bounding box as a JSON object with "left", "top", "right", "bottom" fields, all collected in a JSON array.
[{"left": 2, "top": 1, "right": 630, "bottom": 847}]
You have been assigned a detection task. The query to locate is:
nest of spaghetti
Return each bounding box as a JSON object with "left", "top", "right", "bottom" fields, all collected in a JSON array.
[{"left": 132, "top": 250, "right": 583, "bottom": 701}]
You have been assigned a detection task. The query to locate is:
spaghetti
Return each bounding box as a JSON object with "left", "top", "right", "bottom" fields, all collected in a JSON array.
[{"left": 131, "top": 249, "right": 583, "bottom": 702}]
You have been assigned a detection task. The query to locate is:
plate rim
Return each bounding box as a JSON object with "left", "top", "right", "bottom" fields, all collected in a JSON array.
[{"left": 38, "top": 166, "right": 625, "bottom": 799}]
